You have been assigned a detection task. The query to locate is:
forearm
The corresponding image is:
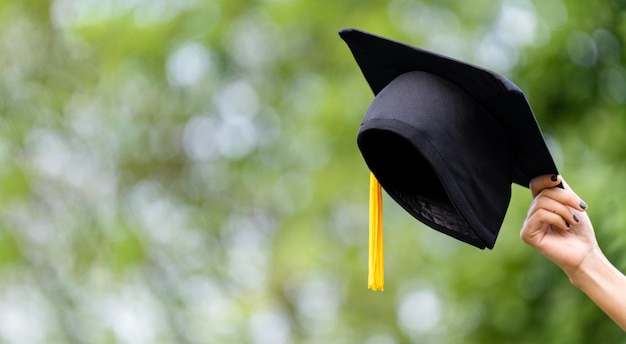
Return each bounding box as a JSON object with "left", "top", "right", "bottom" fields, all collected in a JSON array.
[{"left": 567, "top": 249, "right": 626, "bottom": 331}]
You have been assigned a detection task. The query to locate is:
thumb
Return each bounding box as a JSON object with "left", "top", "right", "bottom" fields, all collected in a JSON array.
[{"left": 529, "top": 174, "right": 561, "bottom": 198}]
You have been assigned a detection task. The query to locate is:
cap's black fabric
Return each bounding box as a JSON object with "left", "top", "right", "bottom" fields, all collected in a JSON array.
[{"left": 340, "top": 28, "right": 558, "bottom": 249}]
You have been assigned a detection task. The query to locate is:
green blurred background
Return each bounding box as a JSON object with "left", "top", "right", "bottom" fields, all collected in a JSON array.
[{"left": 1, "top": 0, "right": 626, "bottom": 343}]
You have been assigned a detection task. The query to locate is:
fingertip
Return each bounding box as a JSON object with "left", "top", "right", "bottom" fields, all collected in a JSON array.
[
  {"left": 551, "top": 174, "right": 564, "bottom": 188},
  {"left": 530, "top": 174, "right": 562, "bottom": 198},
  {"left": 558, "top": 178, "right": 586, "bottom": 211}
]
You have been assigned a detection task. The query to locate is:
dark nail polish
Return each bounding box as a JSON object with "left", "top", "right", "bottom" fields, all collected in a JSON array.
[
  {"left": 566, "top": 221, "right": 571, "bottom": 228},
  {"left": 551, "top": 174, "right": 558, "bottom": 182},
  {"left": 580, "top": 200, "right": 587, "bottom": 210},
  {"left": 573, "top": 214, "right": 580, "bottom": 223}
]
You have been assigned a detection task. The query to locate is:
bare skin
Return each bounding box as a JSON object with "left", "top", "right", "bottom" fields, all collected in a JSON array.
[{"left": 521, "top": 175, "right": 626, "bottom": 331}]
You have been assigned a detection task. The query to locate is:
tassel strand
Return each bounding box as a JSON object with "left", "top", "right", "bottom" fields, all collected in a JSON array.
[{"left": 368, "top": 172, "right": 384, "bottom": 291}]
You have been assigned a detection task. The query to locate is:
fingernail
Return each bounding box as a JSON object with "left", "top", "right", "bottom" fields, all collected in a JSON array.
[
  {"left": 579, "top": 200, "right": 587, "bottom": 210},
  {"left": 566, "top": 221, "right": 571, "bottom": 228},
  {"left": 551, "top": 174, "right": 558, "bottom": 182},
  {"left": 573, "top": 214, "right": 580, "bottom": 223}
]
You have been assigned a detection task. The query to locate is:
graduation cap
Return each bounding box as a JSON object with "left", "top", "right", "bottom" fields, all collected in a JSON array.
[{"left": 339, "top": 28, "right": 559, "bottom": 290}]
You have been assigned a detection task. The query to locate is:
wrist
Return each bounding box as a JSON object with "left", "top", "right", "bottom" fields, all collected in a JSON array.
[{"left": 566, "top": 248, "right": 615, "bottom": 289}]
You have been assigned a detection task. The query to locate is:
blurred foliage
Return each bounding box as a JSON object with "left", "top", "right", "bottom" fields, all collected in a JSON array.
[{"left": 1, "top": 0, "right": 626, "bottom": 343}]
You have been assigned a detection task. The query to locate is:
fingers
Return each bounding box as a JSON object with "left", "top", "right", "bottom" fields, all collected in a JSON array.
[
  {"left": 529, "top": 174, "right": 561, "bottom": 198},
  {"left": 530, "top": 175, "right": 588, "bottom": 212},
  {"left": 522, "top": 197, "right": 575, "bottom": 245},
  {"left": 523, "top": 208, "right": 571, "bottom": 237},
  {"left": 527, "top": 193, "right": 580, "bottom": 228},
  {"left": 537, "top": 185, "right": 587, "bottom": 213}
]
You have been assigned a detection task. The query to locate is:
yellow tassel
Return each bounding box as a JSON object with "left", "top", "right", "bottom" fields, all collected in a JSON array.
[{"left": 368, "top": 172, "right": 384, "bottom": 291}]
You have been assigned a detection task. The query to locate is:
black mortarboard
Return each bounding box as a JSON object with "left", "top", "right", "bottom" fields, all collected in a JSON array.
[{"left": 339, "top": 28, "right": 559, "bottom": 290}]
